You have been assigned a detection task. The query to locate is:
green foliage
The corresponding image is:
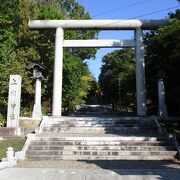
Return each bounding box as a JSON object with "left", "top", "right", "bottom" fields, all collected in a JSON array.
[
  {"left": 0, "top": 113, "right": 5, "bottom": 127},
  {"left": 145, "top": 10, "right": 180, "bottom": 115},
  {"left": 0, "top": 0, "right": 98, "bottom": 115},
  {"left": 99, "top": 49, "right": 136, "bottom": 111},
  {"left": 63, "top": 50, "right": 92, "bottom": 111},
  {"left": 86, "top": 78, "right": 102, "bottom": 104},
  {"left": 0, "top": 0, "right": 18, "bottom": 103},
  {"left": 20, "top": 106, "right": 33, "bottom": 117}
]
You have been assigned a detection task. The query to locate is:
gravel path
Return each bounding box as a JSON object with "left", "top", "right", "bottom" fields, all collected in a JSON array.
[{"left": 15, "top": 160, "right": 180, "bottom": 169}]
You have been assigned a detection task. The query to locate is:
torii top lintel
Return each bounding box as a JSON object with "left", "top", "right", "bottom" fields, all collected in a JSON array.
[{"left": 29, "top": 19, "right": 169, "bottom": 30}]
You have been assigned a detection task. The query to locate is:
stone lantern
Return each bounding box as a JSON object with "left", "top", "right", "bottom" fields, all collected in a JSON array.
[
  {"left": 157, "top": 69, "right": 168, "bottom": 117},
  {"left": 27, "top": 62, "right": 46, "bottom": 119}
]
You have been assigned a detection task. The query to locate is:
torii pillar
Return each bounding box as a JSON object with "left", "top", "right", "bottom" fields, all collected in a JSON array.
[
  {"left": 52, "top": 27, "right": 64, "bottom": 116},
  {"left": 135, "top": 28, "right": 147, "bottom": 116}
]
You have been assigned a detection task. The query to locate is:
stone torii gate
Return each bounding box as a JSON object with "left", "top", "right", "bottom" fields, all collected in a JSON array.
[{"left": 29, "top": 19, "right": 169, "bottom": 116}]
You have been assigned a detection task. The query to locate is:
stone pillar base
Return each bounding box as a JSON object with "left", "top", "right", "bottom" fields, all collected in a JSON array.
[{"left": 32, "top": 104, "right": 42, "bottom": 119}]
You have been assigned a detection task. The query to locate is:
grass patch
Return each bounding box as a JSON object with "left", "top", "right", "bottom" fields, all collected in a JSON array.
[
  {"left": 160, "top": 120, "right": 180, "bottom": 143},
  {"left": 0, "top": 138, "right": 26, "bottom": 160}
]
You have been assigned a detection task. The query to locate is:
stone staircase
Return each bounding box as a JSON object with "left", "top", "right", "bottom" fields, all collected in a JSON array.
[
  {"left": 25, "top": 116, "right": 178, "bottom": 160},
  {"left": 71, "top": 105, "right": 115, "bottom": 117}
]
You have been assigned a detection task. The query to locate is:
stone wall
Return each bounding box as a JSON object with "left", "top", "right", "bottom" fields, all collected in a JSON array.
[
  {"left": 0, "top": 118, "right": 41, "bottom": 137},
  {"left": 0, "top": 127, "right": 20, "bottom": 137},
  {"left": 19, "top": 118, "right": 41, "bottom": 135}
]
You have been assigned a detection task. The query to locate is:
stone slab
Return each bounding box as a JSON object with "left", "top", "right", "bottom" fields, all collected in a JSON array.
[
  {"left": 7, "top": 75, "right": 22, "bottom": 127},
  {"left": 0, "top": 168, "right": 180, "bottom": 180}
]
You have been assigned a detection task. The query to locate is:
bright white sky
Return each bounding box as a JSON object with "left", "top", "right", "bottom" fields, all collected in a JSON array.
[{"left": 76, "top": 0, "right": 180, "bottom": 80}]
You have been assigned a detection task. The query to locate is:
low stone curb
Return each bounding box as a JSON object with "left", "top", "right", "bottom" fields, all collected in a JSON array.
[{"left": 0, "top": 147, "right": 17, "bottom": 169}]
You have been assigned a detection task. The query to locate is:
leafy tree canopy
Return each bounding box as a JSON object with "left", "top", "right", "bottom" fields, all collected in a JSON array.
[
  {"left": 99, "top": 49, "right": 136, "bottom": 112},
  {"left": 0, "top": 0, "right": 98, "bottom": 116},
  {"left": 145, "top": 9, "right": 180, "bottom": 115}
]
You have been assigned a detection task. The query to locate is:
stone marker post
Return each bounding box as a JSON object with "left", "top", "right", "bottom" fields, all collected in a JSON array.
[
  {"left": 158, "top": 78, "right": 168, "bottom": 117},
  {"left": 7, "top": 75, "right": 22, "bottom": 127}
]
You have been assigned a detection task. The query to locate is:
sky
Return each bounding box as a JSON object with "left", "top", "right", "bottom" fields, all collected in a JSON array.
[{"left": 76, "top": 0, "right": 180, "bottom": 80}]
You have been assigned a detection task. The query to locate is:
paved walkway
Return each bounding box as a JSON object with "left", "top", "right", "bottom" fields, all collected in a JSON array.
[
  {"left": 0, "top": 160, "right": 180, "bottom": 180},
  {"left": 0, "top": 168, "right": 180, "bottom": 180}
]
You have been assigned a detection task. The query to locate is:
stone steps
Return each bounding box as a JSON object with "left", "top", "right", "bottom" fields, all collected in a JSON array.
[
  {"left": 29, "top": 136, "right": 173, "bottom": 146},
  {"left": 45, "top": 117, "right": 154, "bottom": 123},
  {"left": 24, "top": 116, "right": 178, "bottom": 161},
  {"left": 26, "top": 135, "right": 177, "bottom": 160},
  {"left": 37, "top": 132, "right": 160, "bottom": 137},
  {"left": 43, "top": 127, "right": 156, "bottom": 134},
  {"left": 43, "top": 122, "right": 155, "bottom": 128},
  {"left": 26, "top": 149, "right": 177, "bottom": 156},
  {"left": 64, "top": 122, "right": 154, "bottom": 126},
  {"left": 33, "top": 136, "right": 169, "bottom": 141},
  {"left": 41, "top": 117, "right": 157, "bottom": 134},
  {"left": 44, "top": 125, "right": 155, "bottom": 129},
  {"left": 46, "top": 118, "right": 153, "bottom": 122},
  {"left": 46, "top": 116, "right": 154, "bottom": 122},
  {"left": 25, "top": 155, "right": 175, "bottom": 160},
  {"left": 47, "top": 123, "right": 155, "bottom": 127},
  {"left": 26, "top": 154, "right": 176, "bottom": 161},
  {"left": 30, "top": 141, "right": 173, "bottom": 146},
  {"left": 28, "top": 145, "right": 175, "bottom": 151}
]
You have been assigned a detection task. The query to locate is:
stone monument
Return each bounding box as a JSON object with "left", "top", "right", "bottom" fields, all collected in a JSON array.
[{"left": 7, "top": 75, "right": 22, "bottom": 127}]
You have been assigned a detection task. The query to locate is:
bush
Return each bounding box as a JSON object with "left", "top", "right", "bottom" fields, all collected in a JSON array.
[
  {"left": 0, "top": 113, "right": 5, "bottom": 127},
  {"left": 20, "top": 107, "right": 32, "bottom": 117}
]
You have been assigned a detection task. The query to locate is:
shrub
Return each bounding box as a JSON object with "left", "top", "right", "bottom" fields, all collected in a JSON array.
[{"left": 0, "top": 113, "right": 5, "bottom": 127}]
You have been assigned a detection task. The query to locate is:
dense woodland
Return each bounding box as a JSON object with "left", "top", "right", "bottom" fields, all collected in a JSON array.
[
  {"left": 99, "top": 9, "right": 180, "bottom": 115},
  {"left": 0, "top": 0, "right": 98, "bottom": 123},
  {"left": 0, "top": 0, "right": 180, "bottom": 126}
]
